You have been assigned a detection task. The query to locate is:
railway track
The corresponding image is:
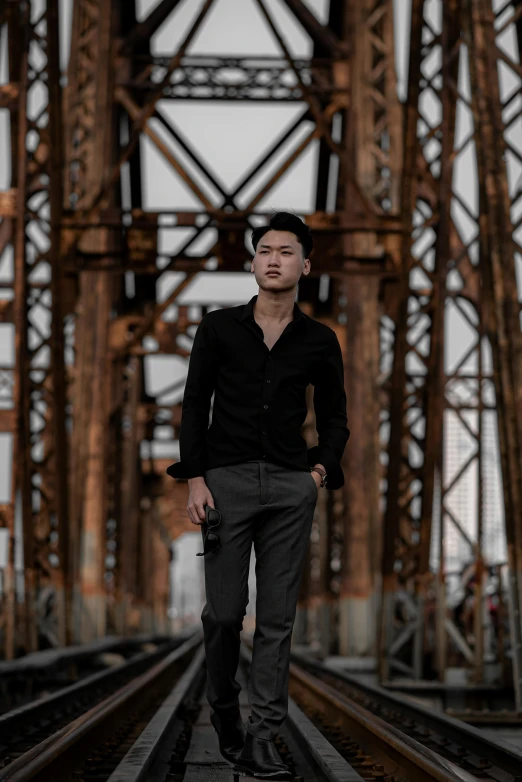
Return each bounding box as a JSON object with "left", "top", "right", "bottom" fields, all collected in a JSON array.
[
  {"left": 0, "top": 636, "right": 188, "bottom": 744},
  {"left": 0, "top": 635, "right": 354, "bottom": 782},
  {"left": 0, "top": 634, "right": 175, "bottom": 715},
  {"left": 290, "top": 649, "right": 522, "bottom": 782},
  {"left": 0, "top": 631, "right": 202, "bottom": 780},
  {"left": 0, "top": 636, "right": 519, "bottom": 781}
]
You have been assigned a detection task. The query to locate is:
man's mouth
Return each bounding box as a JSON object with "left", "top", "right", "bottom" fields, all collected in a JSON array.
[{"left": 267, "top": 272, "right": 280, "bottom": 276}]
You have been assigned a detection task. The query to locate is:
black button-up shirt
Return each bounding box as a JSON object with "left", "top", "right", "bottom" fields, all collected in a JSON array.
[{"left": 166, "top": 294, "right": 350, "bottom": 489}]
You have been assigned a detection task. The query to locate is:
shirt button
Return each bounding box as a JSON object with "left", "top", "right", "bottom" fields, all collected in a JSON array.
[
  {"left": 263, "top": 405, "right": 268, "bottom": 409},
  {"left": 262, "top": 431, "right": 266, "bottom": 435},
  {"left": 266, "top": 379, "right": 270, "bottom": 383}
]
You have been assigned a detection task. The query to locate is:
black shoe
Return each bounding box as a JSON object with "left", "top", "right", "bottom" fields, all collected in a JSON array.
[
  {"left": 234, "top": 733, "right": 292, "bottom": 779},
  {"left": 210, "top": 709, "right": 247, "bottom": 765}
]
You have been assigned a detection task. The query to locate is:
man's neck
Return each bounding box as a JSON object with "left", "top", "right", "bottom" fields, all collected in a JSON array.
[{"left": 254, "top": 291, "right": 296, "bottom": 323}]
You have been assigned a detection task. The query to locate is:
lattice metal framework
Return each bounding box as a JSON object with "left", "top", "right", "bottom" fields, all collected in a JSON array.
[
  {"left": 0, "top": 0, "right": 69, "bottom": 653},
  {"left": 379, "top": 0, "right": 522, "bottom": 705}
]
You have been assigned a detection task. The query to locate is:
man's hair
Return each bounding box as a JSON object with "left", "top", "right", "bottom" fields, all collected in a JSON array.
[{"left": 251, "top": 212, "right": 313, "bottom": 258}]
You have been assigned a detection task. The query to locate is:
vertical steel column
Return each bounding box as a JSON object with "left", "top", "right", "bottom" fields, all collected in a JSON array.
[
  {"left": 339, "top": 273, "right": 381, "bottom": 656},
  {"left": 76, "top": 274, "right": 113, "bottom": 641},
  {"left": 415, "top": 0, "right": 460, "bottom": 680},
  {"left": 5, "top": 2, "right": 31, "bottom": 658},
  {"left": 337, "top": 0, "right": 402, "bottom": 657},
  {"left": 308, "top": 323, "right": 349, "bottom": 656},
  {"left": 47, "top": 0, "right": 71, "bottom": 647},
  {"left": 378, "top": 0, "right": 426, "bottom": 682},
  {"left": 64, "top": 0, "right": 118, "bottom": 642},
  {"left": 464, "top": 0, "right": 522, "bottom": 709},
  {"left": 4, "top": 0, "right": 69, "bottom": 654},
  {"left": 12, "top": 2, "right": 36, "bottom": 656},
  {"left": 118, "top": 356, "right": 144, "bottom": 632}
]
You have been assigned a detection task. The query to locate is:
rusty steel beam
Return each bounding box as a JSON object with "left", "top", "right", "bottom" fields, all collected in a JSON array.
[
  {"left": 118, "top": 356, "right": 145, "bottom": 631},
  {"left": 379, "top": 0, "right": 437, "bottom": 682},
  {"left": 464, "top": 0, "right": 522, "bottom": 709},
  {"left": 415, "top": 0, "right": 460, "bottom": 681},
  {"left": 65, "top": 0, "right": 118, "bottom": 643},
  {"left": 122, "top": 56, "right": 330, "bottom": 102},
  {"left": 15, "top": 6, "right": 35, "bottom": 655},
  {"left": 47, "top": 0, "right": 71, "bottom": 647},
  {"left": 335, "top": 0, "right": 402, "bottom": 658},
  {"left": 121, "top": 0, "right": 184, "bottom": 53},
  {"left": 5, "top": 1, "right": 30, "bottom": 660},
  {"left": 280, "top": 0, "right": 347, "bottom": 57},
  {"left": 2, "top": 0, "right": 71, "bottom": 657},
  {"left": 339, "top": 274, "right": 381, "bottom": 656}
]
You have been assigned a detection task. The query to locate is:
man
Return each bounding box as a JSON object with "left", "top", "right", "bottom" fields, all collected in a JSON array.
[{"left": 167, "top": 212, "right": 350, "bottom": 779}]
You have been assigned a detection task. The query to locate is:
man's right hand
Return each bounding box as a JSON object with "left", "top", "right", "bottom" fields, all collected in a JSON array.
[{"left": 187, "top": 476, "right": 215, "bottom": 525}]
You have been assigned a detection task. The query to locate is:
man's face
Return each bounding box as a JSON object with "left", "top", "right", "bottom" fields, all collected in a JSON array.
[{"left": 251, "top": 229, "right": 311, "bottom": 291}]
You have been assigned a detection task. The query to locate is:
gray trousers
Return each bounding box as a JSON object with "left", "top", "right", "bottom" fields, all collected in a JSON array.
[{"left": 201, "top": 459, "right": 318, "bottom": 740}]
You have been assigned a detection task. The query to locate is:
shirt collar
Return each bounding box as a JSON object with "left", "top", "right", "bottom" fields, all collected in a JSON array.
[{"left": 241, "top": 294, "right": 305, "bottom": 326}]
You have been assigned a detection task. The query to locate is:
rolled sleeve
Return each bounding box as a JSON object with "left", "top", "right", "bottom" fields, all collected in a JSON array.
[
  {"left": 307, "top": 332, "right": 350, "bottom": 490},
  {"left": 166, "top": 314, "right": 219, "bottom": 480}
]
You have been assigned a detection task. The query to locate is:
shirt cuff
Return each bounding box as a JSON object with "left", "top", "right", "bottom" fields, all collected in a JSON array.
[
  {"left": 306, "top": 445, "right": 344, "bottom": 490},
  {"left": 166, "top": 460, "right": 205, "bottom": 480}
]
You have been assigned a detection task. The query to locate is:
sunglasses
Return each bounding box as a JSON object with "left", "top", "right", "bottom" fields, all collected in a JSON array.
[{"left": 196, "top": 505, "right": 222, "bottom": 556}]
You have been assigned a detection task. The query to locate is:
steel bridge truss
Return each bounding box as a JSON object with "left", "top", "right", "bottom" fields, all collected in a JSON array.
[{"left": 0, "top": 0, "right": 521, "bottom": 705}]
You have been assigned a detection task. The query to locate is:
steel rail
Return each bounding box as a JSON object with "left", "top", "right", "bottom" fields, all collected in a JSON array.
[
  {"left": 288, "top": 661, "right": 479, "bottom": 782},
  {"left": 0, "top": 632, "right": 171, "bottom": 677},
  {"left": 0, "top": 634, "right": 190, "bottom": 738},
  {"left": 106, "top": 643, "right": 205, "bottom": 782},
  {"left": 0, "top": 631, "right": 203, "bottom": 782},
  {"left": 290, "top": 649, "right": 522, "bottom": 780}
]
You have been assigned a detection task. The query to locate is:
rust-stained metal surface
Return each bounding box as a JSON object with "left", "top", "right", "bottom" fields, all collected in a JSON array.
[
  {"left": 378, "top": 0, "right": 522, "bottom": 706},
  {"left": 0, "top": 0, "right": 522, "bottom": 713}
]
